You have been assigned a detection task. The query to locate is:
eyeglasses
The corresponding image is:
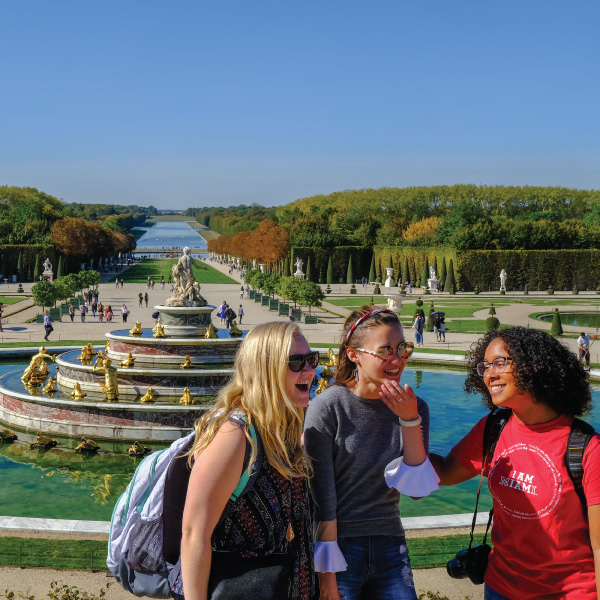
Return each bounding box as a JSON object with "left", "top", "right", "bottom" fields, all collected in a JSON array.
[
  {"left": 287, "top": 351, "right": 320, "bottom": 372},
  {"left": 355, "top": 341, "right": 414, "bottom": 361},
  {"left": 476, "top": 356, "right": 512, "bottom": 377}
]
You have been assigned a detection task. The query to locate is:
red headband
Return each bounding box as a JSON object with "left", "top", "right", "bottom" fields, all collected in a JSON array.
[{"left": 344, "top": 309, "right": 398, "bottom": 344}]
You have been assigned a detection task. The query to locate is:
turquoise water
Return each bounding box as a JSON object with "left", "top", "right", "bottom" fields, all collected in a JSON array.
[
  {"left": 1, "top": 362, "right": 599, "bottom": 520},
  {"left": 538, "top": 312, "right": 600, "bottom": 328},
  {"left": 134, "top": 221, "right": 207, "bottom": 250}
]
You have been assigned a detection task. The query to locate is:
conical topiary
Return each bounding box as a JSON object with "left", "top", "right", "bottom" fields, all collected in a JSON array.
[
  {"left": 445, "top": 259, "right": 456, "bottom": 294},
  {"left": 402, "top": 256, "right": 409, "bottom": 284},
  {"left": 523, "top": 283, "right": 529, "bottom": 295},
  {"left": 426, "top": 306, "right": 434, "bottom": 332},
  {"left": 327, "top": 256, "right": 334, "bottom": 285},
  {"left": 33, "top": 256, "right": 41, "bottom": 281},
  {"left": 489, "top": 304, "right": 496, "bottom": 315},
  {"left": 17, "top": 252, "right": 23, "bottom": 282},
  {"left": 369, "top": 254, "right": 376, "bottom": 283},
  {"left": 421, "top": 256, "right": 429, "bottom": 288},
  {"left": 347, "top": 255, "right": 354, "bottom": 285},
  {"left": 283, "top": 257, "right": 290, "bottom": 278},
  {"left": 57, "top": 255, "right": 64, "bottom": 278},
  {"left": 439, "top": 257, "right": 447, "bottom": 288},
  {"left": 306, "top": 256, "right": 312, "bottom": 281},
  {"left": 550, "top": 308, "right": 563, "bottom": 336}
]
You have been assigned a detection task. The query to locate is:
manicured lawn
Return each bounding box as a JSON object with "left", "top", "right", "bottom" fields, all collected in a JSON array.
[
  {"left": 107, "top": 259, "right": 237, "bottom": 284},
  {"left": 197, "top": 229, "right": 220, "bottom": 241},
  {"left": 0, "top": 296, "right": 24, "bottom": 306},
  {"left": 0, "top": 534, "right": 474, "bottom": 571}
]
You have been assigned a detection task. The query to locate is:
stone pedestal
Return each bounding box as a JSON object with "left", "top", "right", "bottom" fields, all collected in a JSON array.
[
  {"left": 156, "top": 305, "right": 215, "bottom": 337},
  {"left": 427, "top": 277, "right": 440, "bottom": 292},
  {"left": 42, "top": 269, "right": 54, "bottom": 282}
]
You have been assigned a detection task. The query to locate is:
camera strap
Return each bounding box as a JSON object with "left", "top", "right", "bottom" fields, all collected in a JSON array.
[{"left": 468, "top": 408, "right": 509, "bottom": 550}]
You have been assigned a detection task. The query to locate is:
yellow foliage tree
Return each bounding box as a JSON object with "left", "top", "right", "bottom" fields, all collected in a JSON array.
[{"left": 402, "top": 217, "right": 442, "bottom": 243}]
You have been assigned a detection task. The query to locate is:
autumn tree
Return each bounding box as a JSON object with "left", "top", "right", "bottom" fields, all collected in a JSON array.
[{"left": 247, "top": 221, "right": 290, "bottom": 267}]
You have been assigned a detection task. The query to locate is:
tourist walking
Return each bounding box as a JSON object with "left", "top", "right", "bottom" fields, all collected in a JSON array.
[
  {"left": 105, "top": 305, "right": 113, "bottom": 323},
  {"left": 304, "top": 306, "right": 435, "bottom": 600},
  {"left": 412, "top": 313, "right": 425, "bottom": 347},
  {"left": 69, "top": 303, "right": 75, "bottom": 322},
  {"left": 80, "top": 303, "right": 87, "bottom": 323},
  {"left": 237, "top": 304, "right": 244, "bottom": 324},
  {"left": 175, "top": 322, "right": 317, "bottom": 600},
  {"left": 91, "top": 300, "right": 97, "bottom": 318},
  {"left": 225, "top": 304, "right": 236, "bottom": 329},
  {"left": 240, "top": 285, "right": 244, "bottom": 299},
  {"left": 43, "top": 311, "right": 53, "bottom": 341},
  {"left": 431, "top": 327, "right": 600, "bottom": 599},
  {"left": 121, "top": 304, "right": 130, "bottom": 323},
  {"left": 138, "top": 292, "right": 143, "bottom": 308},
  {"left": 439, "top": 317, "right": 446, "bottom": 342},
  {"left": 98, "top": 302, "right": 104, "bottom": 322},
  {"left": 144, "top": 292, "right": 149, "bottom": 308},
  {"left": 217, "top": 301, "right": 227, "bottom": 325}
]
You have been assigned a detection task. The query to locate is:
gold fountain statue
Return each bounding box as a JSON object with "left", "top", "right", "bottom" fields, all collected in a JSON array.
[
  {"left": 140, "top": 387, "right": 156, "bottom": 404},
  {"left": 92, "top": 357, "right": 119, "bottom": 401},
  {"left": 180, "top": 387, "right": 195, "bottom": 405},
  {"left": 230, "top": 320, "right": 243, "bottom": 337},
  {"left": 180, "top": 355, "right": 194, "bottom": 369},
  {"left": 21, "top": 346, "right": 56, "bottom": 387},
  {"left": 129, "top": 321, "right": 143, "bottom": 337},
  {"left": 119, "top": 352, "right": 136, "bottom": 368},
  {"left": 204, "top": 323, "right": 218, "bottom": 339},
  {"left": 43, "top": 376, "right": 58, "bottom": 395},
  {"left": 71, "top": 382, "right": 87, "bottom": 400},
  {"left": 152, "top": 318, "right": 166, "bottom": 338}
]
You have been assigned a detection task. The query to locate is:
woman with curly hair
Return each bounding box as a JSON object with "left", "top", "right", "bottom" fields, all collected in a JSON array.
[
  {"left": 304, "top": 306, "right": 439, "bottom": 600},
  {"left": 177, "top": 321, "right": 317, "bottom": 600},
  {"left": 431, "top": 326, "right": 600, "bottom": 599}
]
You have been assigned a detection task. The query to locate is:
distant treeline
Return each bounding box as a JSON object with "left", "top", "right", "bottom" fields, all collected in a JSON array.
[{"left": 189, "top": 185, "right": 600, "bottom": 251}]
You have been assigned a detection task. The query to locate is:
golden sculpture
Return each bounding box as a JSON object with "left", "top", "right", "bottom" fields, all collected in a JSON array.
[
  {"left": 94, "top": 350, "right": 106, "bottom": 369},
  {"left": 180, "top": 387, "right": 195, "bottom": 405},
  {"left": 129, "top": 321, "right": 143, "bottom": 337},
  {"left": 140, "top": 387, "right": 156, "bottom": 404},
  {"left": 75, "top": 436, "right": 100, "bottom": 453},
  {"left": 204, "top": 323, "right": 218, "bottom": 339},
  {"left": 0, "top": 429, "right": 17, "bottom": 442},
  {"left": 43, "top": 376, "right": 58, "bottom": 394},
  {"left": 119, "top": 352, "right": 136, "bottom": 368},
  {"left": 21, "top": 347, "right": 56, "bottom": 386},
  {"left": 71, "top": 382, "right": 87, "bottom": 400},
  {"left": 76, "top": 346, "right": 93, "bottom": 365},
  {"left": 314, "top": 377, "right": 330, "bottom": 395},
  {"left": 105, "top": 340, "right": 110, "bottom": 354},
  {"left": 180, "top": 355, "right": 194, "bottom": 369},
  {"left": 230, "top": 321, "right": 243, "bottom": 337},
  {"left": 152, "top": 318, "right": 166, "bottom": 338},
  {"left": 86, "top": 343, "right": 98, "bottom": 358},
  {"left": 93, "top": 357, "right": 119, "bottom": 401},
  {"left": 30, "top": 431, "right": 58, "bottom": 449},
  {"left": 129, "top": 441, "right": 150, "bottom": 456},
  {"left": 325, "top": 347, "right": 338, "bottom": 367}
]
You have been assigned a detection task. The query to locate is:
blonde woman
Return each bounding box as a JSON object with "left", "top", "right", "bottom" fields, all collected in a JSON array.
[{"left": 175, "top": 322, "right": 318, "bottom": 600}]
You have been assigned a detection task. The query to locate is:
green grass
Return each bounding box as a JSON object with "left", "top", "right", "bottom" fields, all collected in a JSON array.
[
  {"left": 0, "top": 534, "right": 475, "bottom": 571},
  {"left": 106, "top": 259, "right": 237, "bottom": 284},
  {"left": 0, "top": 296, "right": 24, "bottom": 306},
  {"left": 197, "top": 229, "right": 220, "bottom": 241}
]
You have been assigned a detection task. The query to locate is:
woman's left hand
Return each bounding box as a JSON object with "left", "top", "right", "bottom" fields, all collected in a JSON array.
[{"left": 379, "top": 380, "right": 419, "bottom": 421}]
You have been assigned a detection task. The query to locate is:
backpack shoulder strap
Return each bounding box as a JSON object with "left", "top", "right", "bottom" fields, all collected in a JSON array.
[
  {"left": 566, "top": 418, "right": 595, "bottom": 506},
  {"left": 482, "top": 407, "right": 511, "bottom": 466}
]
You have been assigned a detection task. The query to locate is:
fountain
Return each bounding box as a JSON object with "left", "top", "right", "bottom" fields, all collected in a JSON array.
[{"left": 0, "top": 248, "right": 243, "bottom": 444}]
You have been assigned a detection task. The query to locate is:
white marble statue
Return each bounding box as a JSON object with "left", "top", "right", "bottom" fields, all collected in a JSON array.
[
  {"left": 500, "top": 269, "right": 507, "bottom": 292},
  {"left": 43, "top": 258, "right": 52, "bottom": 272},
  {"left": 429, "top": 266, "right": 436, "bottom": 280},
  {"left": 294, "top": 257, "right": 305, "bottom": 278},
  {"left": 165, "top": 247, "right": 208, "bottom": 307}
]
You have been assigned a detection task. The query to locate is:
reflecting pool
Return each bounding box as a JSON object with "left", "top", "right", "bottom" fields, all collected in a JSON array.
[
  {"left": 538, "top": 312, "right": 600, "bottom": 328},
  {"left": 133, "top": 221, "right": 207, "bottom": 250},
  {"left": 1, "top": 362, "right": 599, "bottom": 520}
]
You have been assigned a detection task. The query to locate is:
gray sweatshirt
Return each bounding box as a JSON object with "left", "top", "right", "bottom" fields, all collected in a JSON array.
[{"left": 304, "top": 385, "right": 430, "bottom": 538}]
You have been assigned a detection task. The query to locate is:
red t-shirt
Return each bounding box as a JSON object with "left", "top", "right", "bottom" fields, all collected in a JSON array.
[{"left": 451, "top": 413, "right": 600, "bottom": 599}]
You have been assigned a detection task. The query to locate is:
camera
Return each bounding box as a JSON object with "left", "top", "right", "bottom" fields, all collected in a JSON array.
[{"left": 446, "top": 544, "right": 491, "bottom": 585}]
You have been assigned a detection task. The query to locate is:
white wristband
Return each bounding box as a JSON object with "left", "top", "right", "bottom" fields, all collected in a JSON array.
[
  {"left": 398, "top": 415, "right": 422, "bottom": 427},
  {"left": 313, "top": 541, "right": 348, "bottom": 573}
]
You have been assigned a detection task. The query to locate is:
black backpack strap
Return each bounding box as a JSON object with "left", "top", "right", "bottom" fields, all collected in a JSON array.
[
  {"left": 482, "top": 407, "right": 511, "bottom": 467},
  {"left": 566, "top": 418, "right": 594, "bottom": 506}
]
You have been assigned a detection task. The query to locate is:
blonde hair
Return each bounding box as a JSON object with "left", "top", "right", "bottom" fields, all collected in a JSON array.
[{"left": 187, "top": 321, "right": 311, "bottom": 480}]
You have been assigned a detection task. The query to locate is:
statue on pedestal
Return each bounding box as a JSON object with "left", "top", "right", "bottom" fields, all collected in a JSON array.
[
  {"left": 500, "top": 269, "right": 507, "bottom": 292},
  {"left": 165, "top": 247, "right": 208, "bottom": 307}
]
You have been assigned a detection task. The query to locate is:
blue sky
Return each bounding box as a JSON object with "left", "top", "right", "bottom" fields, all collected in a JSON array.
[{"left": 1, "top": 1, "right": 598, "bottom": 209}]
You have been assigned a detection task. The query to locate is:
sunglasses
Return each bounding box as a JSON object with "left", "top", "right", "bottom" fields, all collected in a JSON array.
[
  {"left": 355, "top": 341, "right": 414, "bottom": 361},
  {"left": 287, "top": 351, "right": 320, "bottom": 372}
]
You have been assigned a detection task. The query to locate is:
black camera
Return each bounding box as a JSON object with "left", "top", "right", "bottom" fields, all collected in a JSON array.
[{"left": 446, "top": 543, "right": 491, "bottom": 585}]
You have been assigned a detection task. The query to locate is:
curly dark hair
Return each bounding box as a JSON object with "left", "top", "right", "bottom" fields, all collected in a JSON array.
[
  {"left": 465, "top": 326, "right": 592, "bottom": 417},
  {"left": 333, "top": 305, "right": 402, "bottom": 386}
]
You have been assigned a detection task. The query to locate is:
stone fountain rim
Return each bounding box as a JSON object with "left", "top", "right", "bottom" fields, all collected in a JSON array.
[{"left": 105, "top": 331, "right": 242, "bottom": 345}]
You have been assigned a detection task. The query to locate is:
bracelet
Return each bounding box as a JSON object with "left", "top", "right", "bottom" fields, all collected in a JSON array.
[{"left": 398, "top": 415, "right": 422, "bottom": 427}]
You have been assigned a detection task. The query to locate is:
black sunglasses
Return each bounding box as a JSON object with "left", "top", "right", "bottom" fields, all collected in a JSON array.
[{"left": 287, "top": 351, "right": 320, "bottom": 372}]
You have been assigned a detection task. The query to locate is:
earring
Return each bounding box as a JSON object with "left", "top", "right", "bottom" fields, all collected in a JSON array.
[{"left": 353, "top": 367, "right": 359, "bottom": 382}]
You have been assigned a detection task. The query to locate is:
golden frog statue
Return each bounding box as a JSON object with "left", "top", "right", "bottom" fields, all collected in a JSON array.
[
  {"left": 230, "top": 321, "right": 243, "bottom": 337},
  {"left": 94, "top": 350, "right": 106, "bottom": 369},
  {"left": 152, "top": 318, "right": 166, "bottom": 338},
  {"left": 43, "top": 376, "right": 58, "bottom": 394},
  {"left": 180, "top": 387, "right": 195, "bottom": 405},
  {"left": 71, "top": 382, "right": 87, "bottom": 400},
  {"left": 204, "top": 323, "right": 218, "bottom": 339},
  {"left": 140, "top": 387, "right": 156, "bottom": 404},
  {"left": 128, "top": 441, "right": 150, "bottom": 457},
  {"left": 314, "top": 377, "right": 330, "bottom": 395},
  {"left": 180, "top": 355, "right": 194, "bottom": 369},
  {"left": 76, "top": 346, "right": 93, "bottom": 365},
  {"left": 129, "top": 321, "right": 143, "bottom": 337},
  {"left": 119, "top": 352, "right": 136, "bottom": 368},
  {"left": 75, "top": 436, "right": 100, "bottom": 453}
]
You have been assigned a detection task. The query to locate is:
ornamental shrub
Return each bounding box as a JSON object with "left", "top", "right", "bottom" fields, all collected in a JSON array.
[
  {"left": 573, "top": 288, "right": 579, "bottom": 295},
  {"left": 547, "top": 286, "right": 555, "bottom": 295},
  {"left": 550, "top": 308, "right": 563, "bottom": 335},
  {"left": 524, "top": 284, "right": 529, "bottom": 295},
  {"left": 485, "top": 316, "right": 500, "bottom": 331},
  {"left": 489, "top": 304, "right": 496, "bottom": 315},
  {"left": 416, "top": 298, "right": 423, "bottom": 307}
]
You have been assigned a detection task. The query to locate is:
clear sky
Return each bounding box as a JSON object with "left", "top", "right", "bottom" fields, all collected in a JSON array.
[{"left": 1, "top": 1, "right": 599, "bottom": 210}]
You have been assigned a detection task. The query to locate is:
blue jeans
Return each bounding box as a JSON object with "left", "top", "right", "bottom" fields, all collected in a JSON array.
[
  {"left": 484, "top": 585, "right": 510, "bottom": 600},
  {"left": 414, "top": 331, "right": 423, "bottom": 345},
  {"left": 336, "top": 536, "right": 417, "bottom": 600}
]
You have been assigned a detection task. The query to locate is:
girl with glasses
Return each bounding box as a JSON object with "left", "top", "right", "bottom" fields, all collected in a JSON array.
[
  {"left": 304, "top": 305, "right": 439, "bottom": 600},
  {"left": 177, "top": 322, "right": 317, "bottom": 600},
  {"left": 430, "top": 327, "right": 600, "bottom": 599}
]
